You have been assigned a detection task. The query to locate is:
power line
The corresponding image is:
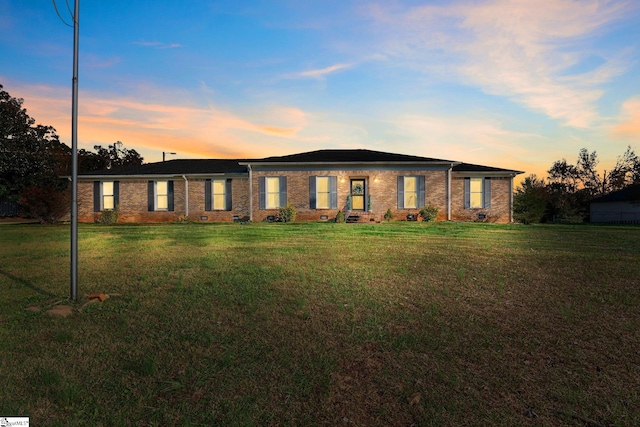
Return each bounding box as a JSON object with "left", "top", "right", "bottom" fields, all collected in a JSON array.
[{"left": 52, "top": 0, "right": 73, "bottom": 28}]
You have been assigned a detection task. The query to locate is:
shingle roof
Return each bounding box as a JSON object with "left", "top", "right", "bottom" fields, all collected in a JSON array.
[
  {"left": 590, "top": 184, "right": 640, "bottom": 203},
  {"left": 78, "top": 159, "right": 246, "bottom": 176},
  {"left": 245, "top": 149, "right": 455, "bottom": 163},
  {"left": 453, "top": 162, "right": 523, "bottom": 174},
  {"left": 77, "top": 149, "right": 523, "bottom": 176}
]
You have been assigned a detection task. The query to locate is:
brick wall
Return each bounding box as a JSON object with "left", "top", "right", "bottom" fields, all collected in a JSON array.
[
  {"left": 79, "top": 179, "right": 187, "bottom": 223},
  {"left": 450, "top": 176, "right": 512, "bottom": 223},
  {"left": 186, "top": 178, "right": 250, "bottom": 222},
  {"left": 80, "top": 172, "right": 513, "bottom": 223},
  {"left": 79, "top": 178, "right": 249, "bottom": 223},
  {"left": 250, "top": 169, "right": 451, "bottom": 222}
]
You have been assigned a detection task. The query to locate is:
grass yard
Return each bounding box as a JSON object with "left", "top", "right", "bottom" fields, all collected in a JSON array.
[{"left": 0, "top": 221, "right": 639, "bottom": 426}]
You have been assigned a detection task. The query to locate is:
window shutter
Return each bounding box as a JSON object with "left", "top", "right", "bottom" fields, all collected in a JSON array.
[
  {"left": 397, "top": 176, "right": 404, "bottom": 209},
  {"left": 93, "top": 181, "right": 100, "bottom": 212},
  {"left": 147, "top": 181, "right": 154, "bottom": 211},
  {"left": 484, "top": 178, "right": 491, "bottom": 209},
  {"left": 279, "top": 176, "right": 287, "bottom": 207},
  {"left": 259, "top": 177, "right": 266, "bottom": 210},
  {"left": 464, "top": 178, "right": 471, "bottom": 209},
  {"left": 309, "top": 176, "right": 316, "bottom": 209},
  {"left": 418, "top": 176, "right": 426, "bottom": 208},
  {"left": 167, "top": 180, "right": 174, "bottom": 211},
  {"left": 225, "top": 179, "right": 232, "bottom": 211},
  {"left": 330, "top": 176, "right": 338, "bottom": 209},
  {"left": 114, "top": 181, "right": 120, "bottom": 207},
  {"left": 205, "top": 179, "right": 212, "bottom": 211}
]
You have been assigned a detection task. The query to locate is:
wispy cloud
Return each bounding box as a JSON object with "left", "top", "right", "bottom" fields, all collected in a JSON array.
[
  {"left": 133, "top": 41, "right": 182, "bottom": 49},
  {"left": 612, "top": 97, "right": 640, "bottom": 142},
  {"left": 364, "top": 0, "right": 638, "bottom": 128},
  {"left": 287, "top": 63, "right": 352, "bottom": 79}
]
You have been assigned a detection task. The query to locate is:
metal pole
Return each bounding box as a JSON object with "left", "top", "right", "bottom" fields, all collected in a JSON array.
[{"left": 70, "top": 0, "right": 79, "bottom": 301}]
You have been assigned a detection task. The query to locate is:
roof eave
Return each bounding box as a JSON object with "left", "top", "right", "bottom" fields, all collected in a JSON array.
[
  {"left": 452, "top": 170, "right": 524, "bottom": 177},
  {"left": 239, "top": 161, "right": 460, "bottom": 167},
  {"left": 75, "top": 172, "right": 248, "bottom": 180}
]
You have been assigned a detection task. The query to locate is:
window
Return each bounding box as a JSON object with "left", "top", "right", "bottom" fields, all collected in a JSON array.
[
  {"left": 404, "top": 177, "right": 417, "bottom": 208},
  {"left": 102, "top": 181, "right": 115, "bottom": 210},
  {"left": 205, "top": 178, "right": 232, "bottom": 211},
  {"left": 259, "top": 176, "right": 287, "bottom": 209},
  {"left": 464, "top": 177, "right": 491, "bottom": 209},
  {"left": 156, "top": 181, "right": 169, "bottom": 210},
  {"left": 469, "top": 178, "right": 483, "bottom": 208},
  {"left": 93, "top": 181, "right": 119, "bottom": 212},
  {"left": 397, "top": 176, "right": 425, "bottom": 209},
  {"left": 147, "top": 180, "right": 174, "bottom": 211},
  {"left": 316, "top": 177, "right": 330, "bottom": 209},
  {"left": 266, "top": 177, "right": 280, "bottom": 209},
  {"left": 309, "top": 176, "right": 337, "bottom": 210},
  {"left": 212, "top": 179, "right": 226, "bottom": 210}
]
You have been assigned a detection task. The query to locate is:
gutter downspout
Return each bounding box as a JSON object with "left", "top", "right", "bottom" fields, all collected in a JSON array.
[
  {"left": 247, "top": 164, "right": 253, "bottom": 222},
  {"left": 509, "top": 176, "right": 514, "bottom": 223},
  {"left": 447, "top": 166, "right": 452, "bottom": 221},
  {"left": 182, "top": 175, "right": 189, "bottom": 218}
]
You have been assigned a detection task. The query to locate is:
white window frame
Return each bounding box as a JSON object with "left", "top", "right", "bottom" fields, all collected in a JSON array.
[
  {"left": 403, "top": 176, "right": 418, "bottom": 209},
  {"left": 316, "top": 177, "right": 331, "bottom": 209},
  {"left": 470, "top": 177, "right": 483, "bottom": 209},
  {"left": 102, "top": 181, "right": 115, "bottom": 211},
  {"left": 155, "top": 180, "right": 169, "bottom": 211},
  {"left": 266, "top": 177, "right": 280, "bottom": 209},
  {"left": 212, "top": 179, "right": 226, "bottom": 210}
]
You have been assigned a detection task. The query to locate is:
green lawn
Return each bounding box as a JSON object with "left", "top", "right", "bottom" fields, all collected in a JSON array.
[{"left": 1, "top": 222, "right": 639, "bottom": 426}]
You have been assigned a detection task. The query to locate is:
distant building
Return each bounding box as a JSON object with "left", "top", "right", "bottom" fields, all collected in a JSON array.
[{"left": 590, "top": 184, "right": 640, "bottom": 224}]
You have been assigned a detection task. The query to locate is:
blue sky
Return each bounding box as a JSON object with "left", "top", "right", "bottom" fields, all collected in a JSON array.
[{"left": 1, "top": 0, "right": 639, "bottom": 180}]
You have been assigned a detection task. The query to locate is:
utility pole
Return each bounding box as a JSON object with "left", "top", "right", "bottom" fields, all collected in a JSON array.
[
  {"left": 163, "top": 151, "right": 176, "bottom": 162},
  {"left": 70, "top": 0, "right": 79, "bottom": 301}
]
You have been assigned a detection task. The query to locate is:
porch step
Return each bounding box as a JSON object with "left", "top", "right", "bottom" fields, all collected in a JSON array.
[{"left": 345, "top": 212, "right": 378, "bottom": 223}]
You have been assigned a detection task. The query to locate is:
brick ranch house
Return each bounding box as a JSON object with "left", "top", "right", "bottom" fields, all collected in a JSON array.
[{"left": 77, "top": 149, "right": 523, "bottom": 223}]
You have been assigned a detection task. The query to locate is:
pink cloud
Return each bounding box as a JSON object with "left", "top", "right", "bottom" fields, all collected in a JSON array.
[
  {"left": 612, "top": 97, "right": 640, "bottom": 142},
  {"left": 12, "top": 82, "right": 311, "bottom": 161}
]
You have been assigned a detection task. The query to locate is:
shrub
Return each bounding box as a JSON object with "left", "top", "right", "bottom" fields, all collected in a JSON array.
[
  {"left": 277, "top": 203, "right": 297, "bottom": 223},
  {"left": 98, "top": 204, "right": 119, "bottom": 224},
  {"left": 419, "top": 205, "right": 439, "bottom": 222},
  {"left": 513, "top": 175, "right": 548, "bottom": 224},
  {"left": 335, "top": 210, "right": 345, "bottom": 223},
  {"left": 19, "top": 185, "right": 70, "bottom": 224},
  {"left": 384, "top": 208, "right": 393, "bottom": 222}
]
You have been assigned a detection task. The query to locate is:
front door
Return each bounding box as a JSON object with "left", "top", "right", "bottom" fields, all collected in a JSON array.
[{"left": 350, "top": 179, "right": 365, "bottom": 211}]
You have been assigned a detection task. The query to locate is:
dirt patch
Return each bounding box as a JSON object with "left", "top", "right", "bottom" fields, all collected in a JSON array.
[{"left": 45, "top": 305, "right": 73, "bottom": 318}]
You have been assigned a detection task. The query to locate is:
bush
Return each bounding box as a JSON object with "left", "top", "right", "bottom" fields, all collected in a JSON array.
[
  {"left": 98, "top": 205, "right": 119, "bottom": 224},
  {"left": 419, "top": 205, "right": 439, "bottom": 222},
  {"left": 513, "top": 175, "right": 548, "bottom": 224},
  {"left": 19, "top": 185, "right": 70, "bottom": 224},
  {"left": 277, "top": 203, "right": 297, "bottom": 223},
  {"left": 335, "top": 210, "right": 345, "bottom": 223},
  {"left": 384, "top": 208, "right": 393, "bottom": 222}
]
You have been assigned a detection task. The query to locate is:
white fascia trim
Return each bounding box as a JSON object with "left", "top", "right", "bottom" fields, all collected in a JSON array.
[
  {"left": 451, "top": 171, "right": 522, "bottom": 178},
  {"left": 239, "top": 161, "right": 460, "bottom": 168}
]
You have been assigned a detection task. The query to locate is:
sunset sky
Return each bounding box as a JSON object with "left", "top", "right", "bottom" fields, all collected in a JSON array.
[{"left": 1, "top": 0, "right": 639, "bottom": 181}]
